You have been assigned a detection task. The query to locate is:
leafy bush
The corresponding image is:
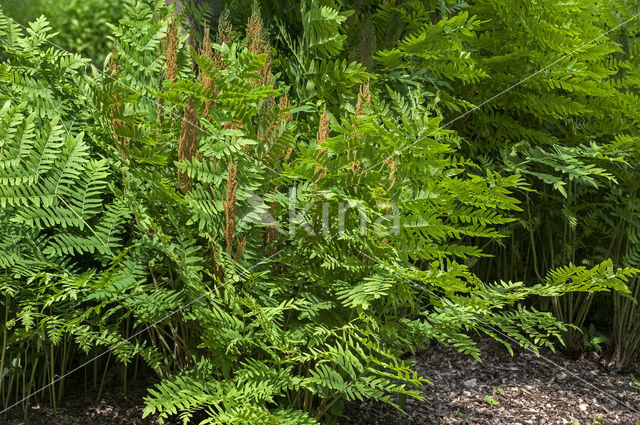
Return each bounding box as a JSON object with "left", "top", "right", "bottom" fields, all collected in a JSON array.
[
  {"left": 447, "top": 0, "right": 640, "bottom": 361},
  {"left": 0, "top": 0, "right": 639, "bottom": 424},
  {"left": 2, "top": 0, "right": 123, "bottom": 62},
  {"left": 338, "top": 0, "right": 640, "bottom": 361}
]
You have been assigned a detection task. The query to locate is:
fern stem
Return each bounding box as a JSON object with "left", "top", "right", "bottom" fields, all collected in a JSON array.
[
  {"left": 0, "top": 294, "right": 8, "bottom": 408},
  {"left": 50, "top": 343, "right": 56, "bottom": 412},
  {"left": 95, "top": 353, "right": 111, "bottom": 406}
]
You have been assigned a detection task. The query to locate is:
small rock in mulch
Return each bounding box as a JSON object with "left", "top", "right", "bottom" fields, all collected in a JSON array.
[{"left": 341, "top": 340, "right": 640, "bottom": 425}]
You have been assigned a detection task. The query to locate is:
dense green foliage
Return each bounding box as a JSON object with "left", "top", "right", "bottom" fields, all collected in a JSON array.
[
  {"left": 0, "top": 0, "right": 639, "bottom": 423},
  {"left": 1, "top": 0, "right": 124, "bottom": 62}
]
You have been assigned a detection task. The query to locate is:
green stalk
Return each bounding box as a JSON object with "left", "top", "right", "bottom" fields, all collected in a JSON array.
[
  {"left": 95, "top": 354, "right": 111, "bottom": 406},
  {"left": 50, "top": 343, "right": 56, "bottom": 412},
  {"left": 0, "top": 294, "right": 9, "bottom": 408},
  {"left": 4, "top": 372, "right": 14, "bottom": 410},
  {"left": 123, "top": 316, "right": 130, "bottom": 395},
  {"left": 26, "top": 356, "right": 38, "bottom": 412}
]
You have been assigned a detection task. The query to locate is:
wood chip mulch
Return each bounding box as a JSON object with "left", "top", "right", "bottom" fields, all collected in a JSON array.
[
  {"left": 342, "top": 340, "right": 640, "bottom": 425},
  {"left": 2, "top": 340, "right": 638, "bottom": 424}
]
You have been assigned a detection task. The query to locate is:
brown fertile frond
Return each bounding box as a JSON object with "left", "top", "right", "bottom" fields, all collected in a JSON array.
[
  {"left": 199, "top": 26, "right": 215, "bottom": 117},
  {"left": 199, "top": 26, "right": 214, "bottom": 86},
  {"left": 160, "top": 17, "right": 179, "bottom": 124},
  {"left": 247, "top": 4, "right": 271, "bottom": 83},
  {"left": 278, "top": 92, "right": 290, "bottom": 119},
  {"left": 223, "top": 121, "right": 244, "bottom": 131},
  {"left": 163, "top": 17, "right": 179, "bottom": 82},
  {"left": 273, "top": 92, "right": 292, "bottom": 138},
  {"left": 157, "top": 93, "right": 164, "bottom": 122},
  {"left": 113, "top": 123, "right": 130, "bottom": 163},
  {"left": 278, "top": 93, "right": 294, "bottom": 162},
  {"left": 224, "top": 157, "right": 238, "bottom": 255},
  {"left": 314, "top": 106, "right": 330, "bottom": 182},
  {"left": 247, "top": 4, "right": 267, "bottom": 55},
  {"left": 261, "top": 91, "right": 293, "bottom": 171},
  {"left": 316, "top": 106, "right": 330, "bottom": 146},
  {"left": 349, "top": 82, "right": 371, "bottom": 180},
  {"left": 260, "top": 91, "right": 293, "bottom": 170},
  {"left": 384, "top": 153, "right": 397, "bottom": 189},
  {"left": 218, "top": 9, "right": 232, "bottom": 45},
  {"left": 234, "top": 237, "right": 247, "bottom": 261},
  {"left": 177, "top": 98, "right": 200, "bottom": 193},
  {"left": 201, "top": 25, "right": 211, "bottom": 51},
  {"left": 283, "top": 146, "right": 294, "bottom": 164},
  {"left": 216, "top": 9, "right": 232, "bottom": 69},
  {"left": 107, "top": 43, "right": 118, "bottom": 74},
  {"left": 260, "top": 96, "right": 278, "bottom": 148},
  {"left": 354, "top": 81, "right": 371, "bottom": 117}
]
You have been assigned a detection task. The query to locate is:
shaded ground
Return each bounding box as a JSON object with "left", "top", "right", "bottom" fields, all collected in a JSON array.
[
  {"left": 2, "top": 341, "right": 639, "bottom": 424},
  {"left": 1, "top": 382, "right": 179, "bottom": 425},
  {"left": 342, "top": 340, "right": 640, "bottom": 425}
]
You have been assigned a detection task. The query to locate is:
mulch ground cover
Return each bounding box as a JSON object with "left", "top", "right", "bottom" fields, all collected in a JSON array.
[
  {"left": 2, "top": 340, "right": 639, "bottom": 424},
  {"left": 342, "top": 340, "right": 640, "bottom": 425}
]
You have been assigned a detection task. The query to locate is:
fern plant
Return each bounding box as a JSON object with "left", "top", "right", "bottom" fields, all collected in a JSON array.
[
  {"left": 1, "top": 1, "right": 639, "bottom": 425},
  {"left": 405, "top": 0, "right": 640, "bottom": 360}
]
